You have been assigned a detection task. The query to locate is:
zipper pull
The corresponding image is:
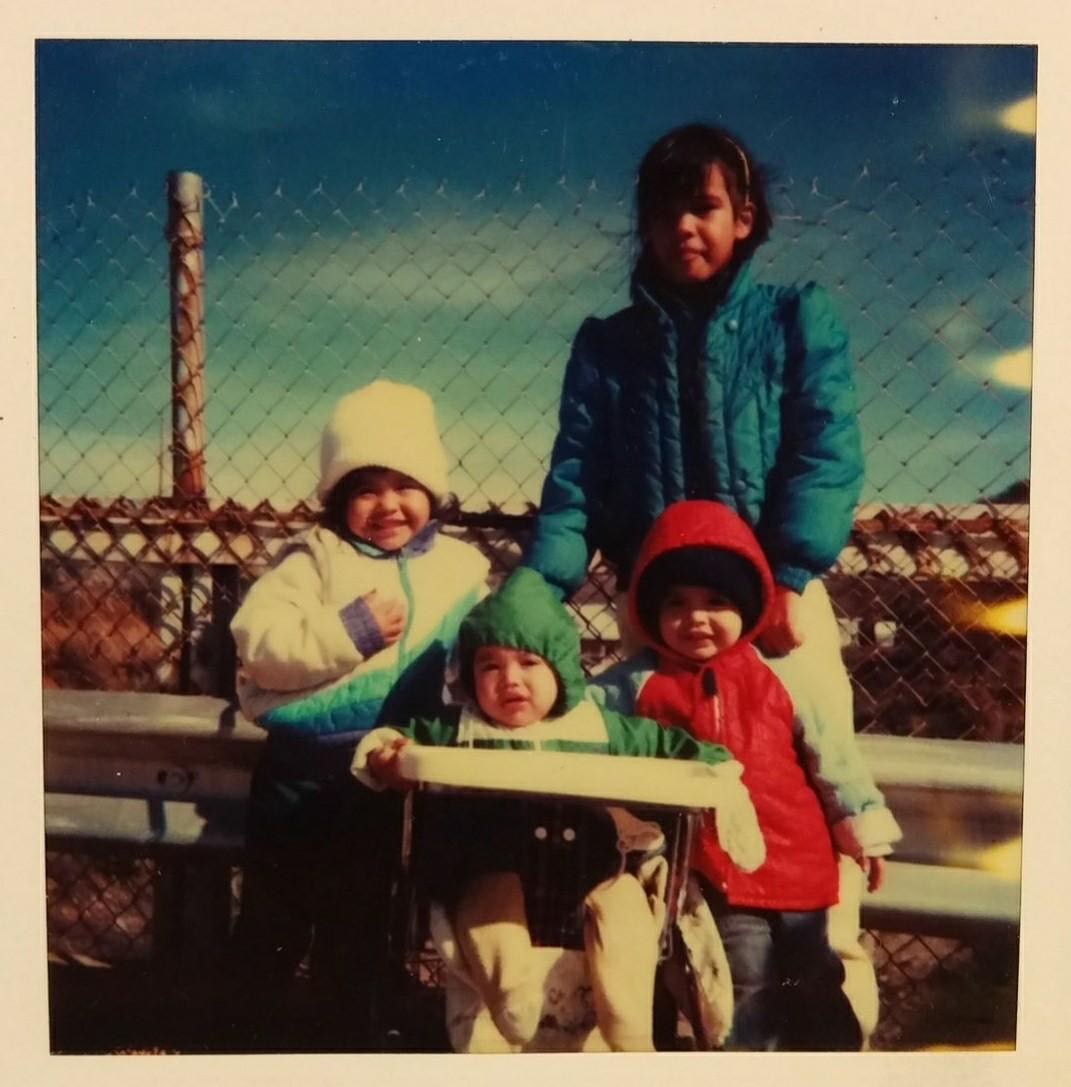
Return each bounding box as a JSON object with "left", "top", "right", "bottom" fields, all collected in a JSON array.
[{"left": 395, "top": 551, "right": 413, "bottom": 655}]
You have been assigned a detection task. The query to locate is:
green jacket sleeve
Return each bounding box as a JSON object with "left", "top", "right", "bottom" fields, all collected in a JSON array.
[
  {"left": 351, "top": 707, "right": 463, "bottom": 790},
  {"left": 758, "top": 284, "right": 865, "bottom": 592},
  {"left": 601, "top": 707, "right": 734, "bottom": 766},
  {"left": 523, "top": 318, "right": 609, "bottom": 599}
]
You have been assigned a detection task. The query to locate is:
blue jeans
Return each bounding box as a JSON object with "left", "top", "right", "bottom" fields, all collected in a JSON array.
[{"left": 701, "top": 882, "right": 863, "bottom": 1051}]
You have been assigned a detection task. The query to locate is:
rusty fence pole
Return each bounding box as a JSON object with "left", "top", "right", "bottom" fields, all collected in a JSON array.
[
  {"left": 166, "top": 172, "right": 209, "bottom": 694},
  {"left": 167, "top": 171, "right": 207, "bottom": 502}
]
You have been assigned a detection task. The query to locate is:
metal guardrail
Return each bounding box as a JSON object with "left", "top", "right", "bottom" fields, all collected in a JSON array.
[{"left": 43, "top": 689, "right": 1023, "bottom": 936}]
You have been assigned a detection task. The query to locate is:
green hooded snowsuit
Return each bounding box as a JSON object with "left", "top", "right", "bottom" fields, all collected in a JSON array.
[
  {"left": 351, "top": 568, "right": 748, "bottom": 915},
  {"left": 357, "top": 567, "right": 737, "bottom": 760}
]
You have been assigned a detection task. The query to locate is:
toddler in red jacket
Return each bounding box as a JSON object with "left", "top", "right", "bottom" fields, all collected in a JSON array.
[{"left": 592, "top": 500, "right": 901, "bottom": 1051}]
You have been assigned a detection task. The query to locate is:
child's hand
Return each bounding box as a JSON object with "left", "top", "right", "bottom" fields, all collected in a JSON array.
[
  {"left": 756, "top": 586, "right": 805, "bottom": 657},
  {"left": 363, "top": 589, "right": 407, "bottom": 647},
  {"left": 859, "top": 855, "right": 886, "bottom": 893},
  {"left": 366, "top": 736, "right": 415, "bottom": 791}
]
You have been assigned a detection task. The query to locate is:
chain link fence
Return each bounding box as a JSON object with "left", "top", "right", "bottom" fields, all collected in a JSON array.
[
  {"left": 44, "top": 845, "right": 1017, "bottom": 1052},
  {"left": 39, "top": 140, "right": 1031, "bottom": 1050}
]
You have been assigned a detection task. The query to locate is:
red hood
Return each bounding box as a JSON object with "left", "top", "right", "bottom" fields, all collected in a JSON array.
[{"left": 628, "top": 500, "right": 775, "bottom": 662}]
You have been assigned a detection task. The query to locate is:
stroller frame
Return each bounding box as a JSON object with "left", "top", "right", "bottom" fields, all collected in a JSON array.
[{"left": 372, "top": 745, "right": 723, "bottom": 1051}]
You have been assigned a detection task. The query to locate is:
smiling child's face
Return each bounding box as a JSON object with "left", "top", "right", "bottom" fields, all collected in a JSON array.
[
  {"left": 473, "top": 645, "right": 559, "bottom": 729},
  {"left": 658, "top": 584, "right": 744, "bottom": 662},
  {"left": 345, "top": 467, "right": 432, "bottom": 551}
]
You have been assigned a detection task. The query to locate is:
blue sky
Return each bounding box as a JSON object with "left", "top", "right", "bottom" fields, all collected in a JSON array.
[
  {"left": 36, "top": 42, "right": 1036, "bottom": 199},
  {"left": 35, "top": 41, "right": 1036, "bottom": 509}
]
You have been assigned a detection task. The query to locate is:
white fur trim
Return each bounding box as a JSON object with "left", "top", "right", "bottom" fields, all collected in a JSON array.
[{"left": 318, "top": 380, "right": 450, "bottom": 501}]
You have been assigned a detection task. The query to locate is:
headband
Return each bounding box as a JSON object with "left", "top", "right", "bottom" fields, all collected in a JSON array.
[{"left": 722, "top": 136, "right": 752, "bottom": 202}]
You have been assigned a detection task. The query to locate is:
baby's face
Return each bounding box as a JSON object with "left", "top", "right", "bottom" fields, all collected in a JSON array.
[
  {"left": 473, "top": 645, "right": 559, "bottom": 729},
  {"left": 658, "top": 584, "right": 743, "bottom": 662}
]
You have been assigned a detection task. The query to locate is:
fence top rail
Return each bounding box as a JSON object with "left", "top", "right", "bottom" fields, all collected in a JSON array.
[
  {"left": 40, "top": 496, "right": 1029, "bottom": 537},
  {"left": 42, "top": 688, "right": 1023, "bottom": 798}
]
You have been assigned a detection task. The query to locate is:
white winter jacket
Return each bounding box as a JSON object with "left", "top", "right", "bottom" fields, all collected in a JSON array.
[{"left": 232, "top": 522, "right": 489, "bottom": 742}]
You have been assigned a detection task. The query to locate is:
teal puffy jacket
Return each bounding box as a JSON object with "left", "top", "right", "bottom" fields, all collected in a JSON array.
[{"left": 524, "top": 261, "right": 865, "bottom": 596}]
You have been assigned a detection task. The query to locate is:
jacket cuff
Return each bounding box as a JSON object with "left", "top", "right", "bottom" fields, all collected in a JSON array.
[
  {"left": 831, "top": 806, "right": 903, "bottom": 859},
  {"left": 338, "top": 597, "right": 385, "bottom": 657},
  {"left": 771, "top": 564, "right": 815, "bottom": 594},
  {"left": 350, "top": 727, "right": 407, "bottom": 790}
]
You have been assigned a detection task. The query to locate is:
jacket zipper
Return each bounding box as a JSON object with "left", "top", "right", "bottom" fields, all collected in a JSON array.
[
  {"left": 702, "top": 667, "right": 732, "bottom": 895},
  {"left": 396, "top": 551, "right": 415, "bottom": 663},
  {"left": 701, "top": 668, "right": 722, "bottom": 744}
]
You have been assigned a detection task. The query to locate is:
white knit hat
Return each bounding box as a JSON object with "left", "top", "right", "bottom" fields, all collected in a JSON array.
[{"left": 318, "top": 380, "right": 450, "bottom": 502}]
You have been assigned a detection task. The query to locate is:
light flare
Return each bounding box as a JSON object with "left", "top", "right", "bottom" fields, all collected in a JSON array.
[
  {"left": 976, "top": 837, "right": 1022, "bottom": 881},
  {"left": 997, "top": 95, "right": 1037, "bottom": 136},
  {"left": 990, "top": 348, "right": 1032, "bottom": 390},
  {"left": 952, "top": 596, "right": 1027, "bottom": 637}
]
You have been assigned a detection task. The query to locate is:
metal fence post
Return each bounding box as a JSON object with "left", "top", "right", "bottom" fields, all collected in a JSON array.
[
  {"left": 167, "top": 173, "right": 210, "bottom": 694},
  {"left": 167, "top": 171, "right": 207, "bottom": 503}
]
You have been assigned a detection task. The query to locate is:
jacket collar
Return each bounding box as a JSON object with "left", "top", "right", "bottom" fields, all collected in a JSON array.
[{"left": 631, "top": 257, "right": 754, "bottom": 324}]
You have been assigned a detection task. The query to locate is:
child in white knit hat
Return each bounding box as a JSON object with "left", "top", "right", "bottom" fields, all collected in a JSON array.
[{"left": 227, "top": 379, "right": 489, "bottom": 1046}]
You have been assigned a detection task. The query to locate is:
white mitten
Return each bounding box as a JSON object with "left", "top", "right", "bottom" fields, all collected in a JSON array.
[{"left": 709, "top": 761, "right": 766, "bottom": 873}]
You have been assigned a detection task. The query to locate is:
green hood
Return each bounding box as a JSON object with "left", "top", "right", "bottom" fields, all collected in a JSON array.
[{"left": 458, "top": 568, "right": 587, "bottom": 715}]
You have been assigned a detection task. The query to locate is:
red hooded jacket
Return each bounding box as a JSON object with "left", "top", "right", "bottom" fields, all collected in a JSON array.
[{"left": 629, "top": 501, "right": 839, "bottom": 910}]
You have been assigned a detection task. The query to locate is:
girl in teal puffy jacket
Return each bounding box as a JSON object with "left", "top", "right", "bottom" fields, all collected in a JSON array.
[{"left": 523, "top": 123, "right": 886, "bottom": 1042}]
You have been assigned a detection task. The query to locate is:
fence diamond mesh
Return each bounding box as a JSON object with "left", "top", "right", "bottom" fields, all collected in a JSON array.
[
  {"left": 39, "top": 141, "right": 1030, "bottom": 1050},
  {"left": 44, "top": 847, "right": 1016, "bottom": 1052},
  {"left": 38, "top": 147, "right": 1030, "bottom": 736},
  {"left": 39, "top": 147, "right": 1031, "bottom": 509}
]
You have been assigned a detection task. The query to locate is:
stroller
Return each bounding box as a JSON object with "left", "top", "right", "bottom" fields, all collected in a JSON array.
[{"left": 373, "top": 744, "right": 739, "bottom": 1052}]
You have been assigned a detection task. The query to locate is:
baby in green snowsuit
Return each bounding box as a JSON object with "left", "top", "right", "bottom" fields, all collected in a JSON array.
[{"left": 353, "top": 568, "right": 762, "bottom": 1051}]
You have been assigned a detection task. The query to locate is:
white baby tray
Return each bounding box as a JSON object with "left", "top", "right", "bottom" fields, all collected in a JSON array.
[{"left": 383, "top": 745, "right": 743, "bottom": 1053}]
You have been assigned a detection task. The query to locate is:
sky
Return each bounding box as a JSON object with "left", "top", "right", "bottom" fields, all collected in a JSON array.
[{"left": 35, "top": 40, "right": 1037, "bottom": 510}]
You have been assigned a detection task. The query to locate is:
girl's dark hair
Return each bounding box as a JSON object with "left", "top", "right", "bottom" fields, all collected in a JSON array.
[
  {"left": 635, "top": 123, "right": 772, "bottom": 266},
  {"left": 320, "top": 467, "right": 459, "bottom": 535}
]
